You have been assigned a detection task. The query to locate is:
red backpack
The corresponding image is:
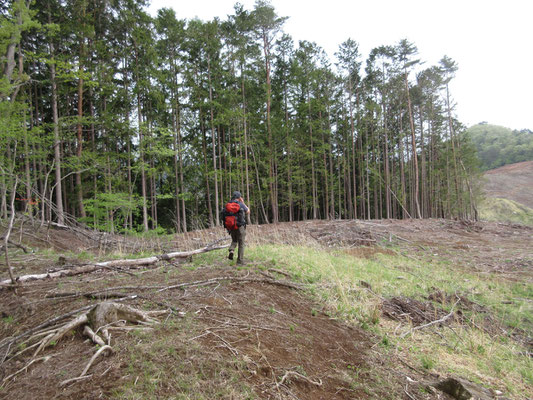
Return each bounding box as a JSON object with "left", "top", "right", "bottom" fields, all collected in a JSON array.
[{"left": 223, "top": 201, "right": 241, "bottom": 231}]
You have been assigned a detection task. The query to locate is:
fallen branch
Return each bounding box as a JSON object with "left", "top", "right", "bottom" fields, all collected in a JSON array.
[
  {"left": 2, "top": 355, "right": 53, "bottom": 384},
  {"left": 400, "top": 298, "right": 461, "bottom": 338},
  {"left": 157, "top": 276, "right": 303, "bottom": 292},
  {"left": 57, "top": 374, "right": 92, "bottom": 387},
  {"left": 80, "top": 345, "right": 113, "bottom": 377},
  {"left": 0, "top": 243, "right": 229, "bottom": 287},
  {"left": 268, "top": 268, "right": 291, "bottom": 278},
  {"left": 0, "top": 239, "right": 31, "bottom": 253},
  {"left": 279, "top": 370, "right": 323, "bottom": 387}
]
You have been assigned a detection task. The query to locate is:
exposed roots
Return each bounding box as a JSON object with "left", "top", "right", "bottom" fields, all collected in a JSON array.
[{"left": 2, "top": 301, "right": 170, "bottom": 387}]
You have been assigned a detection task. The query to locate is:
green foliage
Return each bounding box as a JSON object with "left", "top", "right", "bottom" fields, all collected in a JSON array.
[
  {"left": 420, "top": 354, "right": 436, "bottom": 370},
  {"left": 83, "top": 192, "right": 142, "bottom": 233},
  {"left": 466, "top": 123, "right": 533, "bottom": 170},
  {"left": 1, "top": 0, "right": 479, "bottom": 229}
]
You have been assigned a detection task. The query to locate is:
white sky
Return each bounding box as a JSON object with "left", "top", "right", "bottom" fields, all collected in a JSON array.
[{"left": 148, "top": 0, "right": 532, "bottom": 131}]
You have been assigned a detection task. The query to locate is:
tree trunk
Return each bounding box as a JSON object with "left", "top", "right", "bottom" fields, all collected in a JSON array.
[
  {"left": 348, "top": 77, "right": 357, "bottom": 219},
  {"left": 446, "top": 83, "right": 463, "bottom": 218},
  {"left": 201, "top": 115, "right": 214, "bottom": 227},
  {"left": 404, "top": 69, "right": 421, "bottom": 218},
  {"left": 207, "top": 54, "right": 219, "bottom": 225},
  {"left": 262, "top": 30, "right": 277, "bottom": 223},
  {"left": 308, "top": 88, "right": 317, "bottom": 219},
  {"left": 133, "top": 40, "right": 149, "bottom": 231},
  {"left": 75, "top": 4, "right": 86, "bottom": 219},
  {"left": 242, "top": 73, "right": 251, "bottom": 225},
  {"left": 48, "top": 30, "right": 64, "bottom": 225}
]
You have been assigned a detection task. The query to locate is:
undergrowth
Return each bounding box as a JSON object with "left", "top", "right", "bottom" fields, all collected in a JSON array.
[{"left": 242, "top": 244, "right": 533, "bottom": 397}]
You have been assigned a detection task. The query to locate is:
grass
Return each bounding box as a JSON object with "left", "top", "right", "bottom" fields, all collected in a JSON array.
[
  {"left": 112, "top": 317, "right": 256, "bottom": 400},
  {"left": 241, "top": 244, "right": 533, "bottom": 396},
  {"left": 479, "top": 197, "right": 533, "bottom": 226}
]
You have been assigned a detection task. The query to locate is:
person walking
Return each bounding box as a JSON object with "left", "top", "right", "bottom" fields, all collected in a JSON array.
[{"left": 221, "top": 191, "right": 250, "bottom": 264}]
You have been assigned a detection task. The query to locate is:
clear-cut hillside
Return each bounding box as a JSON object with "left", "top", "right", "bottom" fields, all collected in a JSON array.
[{"left": 480, "top": 161, "right": 533, "bottom": 225}]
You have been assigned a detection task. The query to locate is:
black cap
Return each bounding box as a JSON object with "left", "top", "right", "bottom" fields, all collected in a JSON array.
[{"left": 232, "top": 191, "right": 242, "bottom": 199}]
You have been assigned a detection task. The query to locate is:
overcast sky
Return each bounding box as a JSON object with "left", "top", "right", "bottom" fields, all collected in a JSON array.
[{"left": 148, "top": 0, "right": 532, "bottom": 131}]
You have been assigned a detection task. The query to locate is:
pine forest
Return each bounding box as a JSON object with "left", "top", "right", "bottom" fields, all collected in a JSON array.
[{"left": 1, "top": 0, "right": 480, "bottom": 233}]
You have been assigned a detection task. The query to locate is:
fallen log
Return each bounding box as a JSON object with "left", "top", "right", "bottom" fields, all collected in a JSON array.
[{"left": 0, "top": 243, "right": 229, "bottom": 287}]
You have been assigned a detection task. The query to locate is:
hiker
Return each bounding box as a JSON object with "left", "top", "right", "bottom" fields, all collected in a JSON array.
[{"left": 221, "top": 191, "right": 250, "bottom": 264}]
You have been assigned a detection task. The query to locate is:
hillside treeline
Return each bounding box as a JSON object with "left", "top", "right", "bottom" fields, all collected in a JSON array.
[
  {"left": 466, "top": 124, "right": 533, "bottom": 171},
  {"left": 1, "top": 0, "right": 479, "bottom": 233}
]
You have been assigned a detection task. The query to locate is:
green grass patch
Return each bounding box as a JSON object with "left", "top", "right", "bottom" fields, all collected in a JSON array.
[
  {"left": 479, "top": 197, "right": 533, "bottom": 226},
  {"left": 238, "top": 244, "right": 533, "bottom": 396}
]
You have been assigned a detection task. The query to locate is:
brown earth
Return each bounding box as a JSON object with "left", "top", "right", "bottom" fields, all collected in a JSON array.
[
  {"left": 1, "top": 218, "right": 532, "bottom": 399},
  {"left": 0, "top": 263, "right": 408, "bottom": 399},
  {"left": 484, "top": 160, "right": 533, "bottom": 209}
]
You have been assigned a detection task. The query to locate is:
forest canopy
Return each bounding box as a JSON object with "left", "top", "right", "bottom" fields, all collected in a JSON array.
[
  {"left": 0, "top": 0, "right": 479, "bottom": 233},
  {"left": 465, "top": 123, "right": 533, "bottom": 171}
]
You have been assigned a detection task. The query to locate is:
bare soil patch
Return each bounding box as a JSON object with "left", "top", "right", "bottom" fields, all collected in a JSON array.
[{"left": 484, "top": 161, "right": 533, "bottom": 209}]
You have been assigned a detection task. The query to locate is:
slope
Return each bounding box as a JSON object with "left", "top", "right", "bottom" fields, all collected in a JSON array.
[{"left": 480, "top": 160, "right": 533, "bottom": 225}]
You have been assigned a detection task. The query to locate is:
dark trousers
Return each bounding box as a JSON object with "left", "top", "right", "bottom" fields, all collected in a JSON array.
[{"left": 229, "top": 226, "right": 246, "bottom": 262}]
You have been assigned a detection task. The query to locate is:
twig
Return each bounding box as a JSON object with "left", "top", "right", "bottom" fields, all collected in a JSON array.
[
  {"left": 0, "top": 239, "right": 31, "bottom": 253},
  {"left": 404, "top": 384, "right": 416, "bottom": 400},
  {"left": 268, "top": 268, "right": 291, "bottom": 278},
  {"left": 255, "top": 331, "right": 282, "bottom": 398},
  {"left": 279, "top": 370, "right": 323, "bottom": 387},
  {"left": 58, "top": 374, "right": 93, "bottom": 387},
  {"left": 2, "top": 355, "right": 53, "bottom": 383},
  {"left": 206, "top": 330, "right": 239, "bottom": 356},
  {"left": 400, "top": 297, "right": 461, "bottom": 338}
]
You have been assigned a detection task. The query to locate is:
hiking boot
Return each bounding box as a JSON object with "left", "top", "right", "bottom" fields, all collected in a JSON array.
[
  {"left": 228, "top": 250, "right": 234, "bottom": 260},
  {"left": 236, "top": 259, "right": 246, "bottom": 265}
]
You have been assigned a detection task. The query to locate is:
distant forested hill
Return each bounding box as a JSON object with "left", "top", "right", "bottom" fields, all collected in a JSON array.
[{"left": 466, "top": 123, "right": 533, "bottom": 171}]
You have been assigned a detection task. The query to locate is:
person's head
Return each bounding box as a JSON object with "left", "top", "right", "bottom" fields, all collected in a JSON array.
[{"left": 231, "top": 191, "right": 242, "bottom": 200}]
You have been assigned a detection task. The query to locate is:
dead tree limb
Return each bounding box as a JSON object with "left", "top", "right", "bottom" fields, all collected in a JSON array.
[
  {"left": 400, "top": 297, "right": 461, "bottom": 338},
  {"left": 0, "top": 243, "right": 229, "bottom": 287},
  {"left": 279, "top": 370, "right": 323, "bottom": 387},
  {"left": 0, "top": 239, "right": 31, "bottom": 253},
  {"left": 2, "top": 355, "right": 54, "bottom": 384},
  {"left": 156, "top": 276, "right": 303, "bottom": 292}
]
